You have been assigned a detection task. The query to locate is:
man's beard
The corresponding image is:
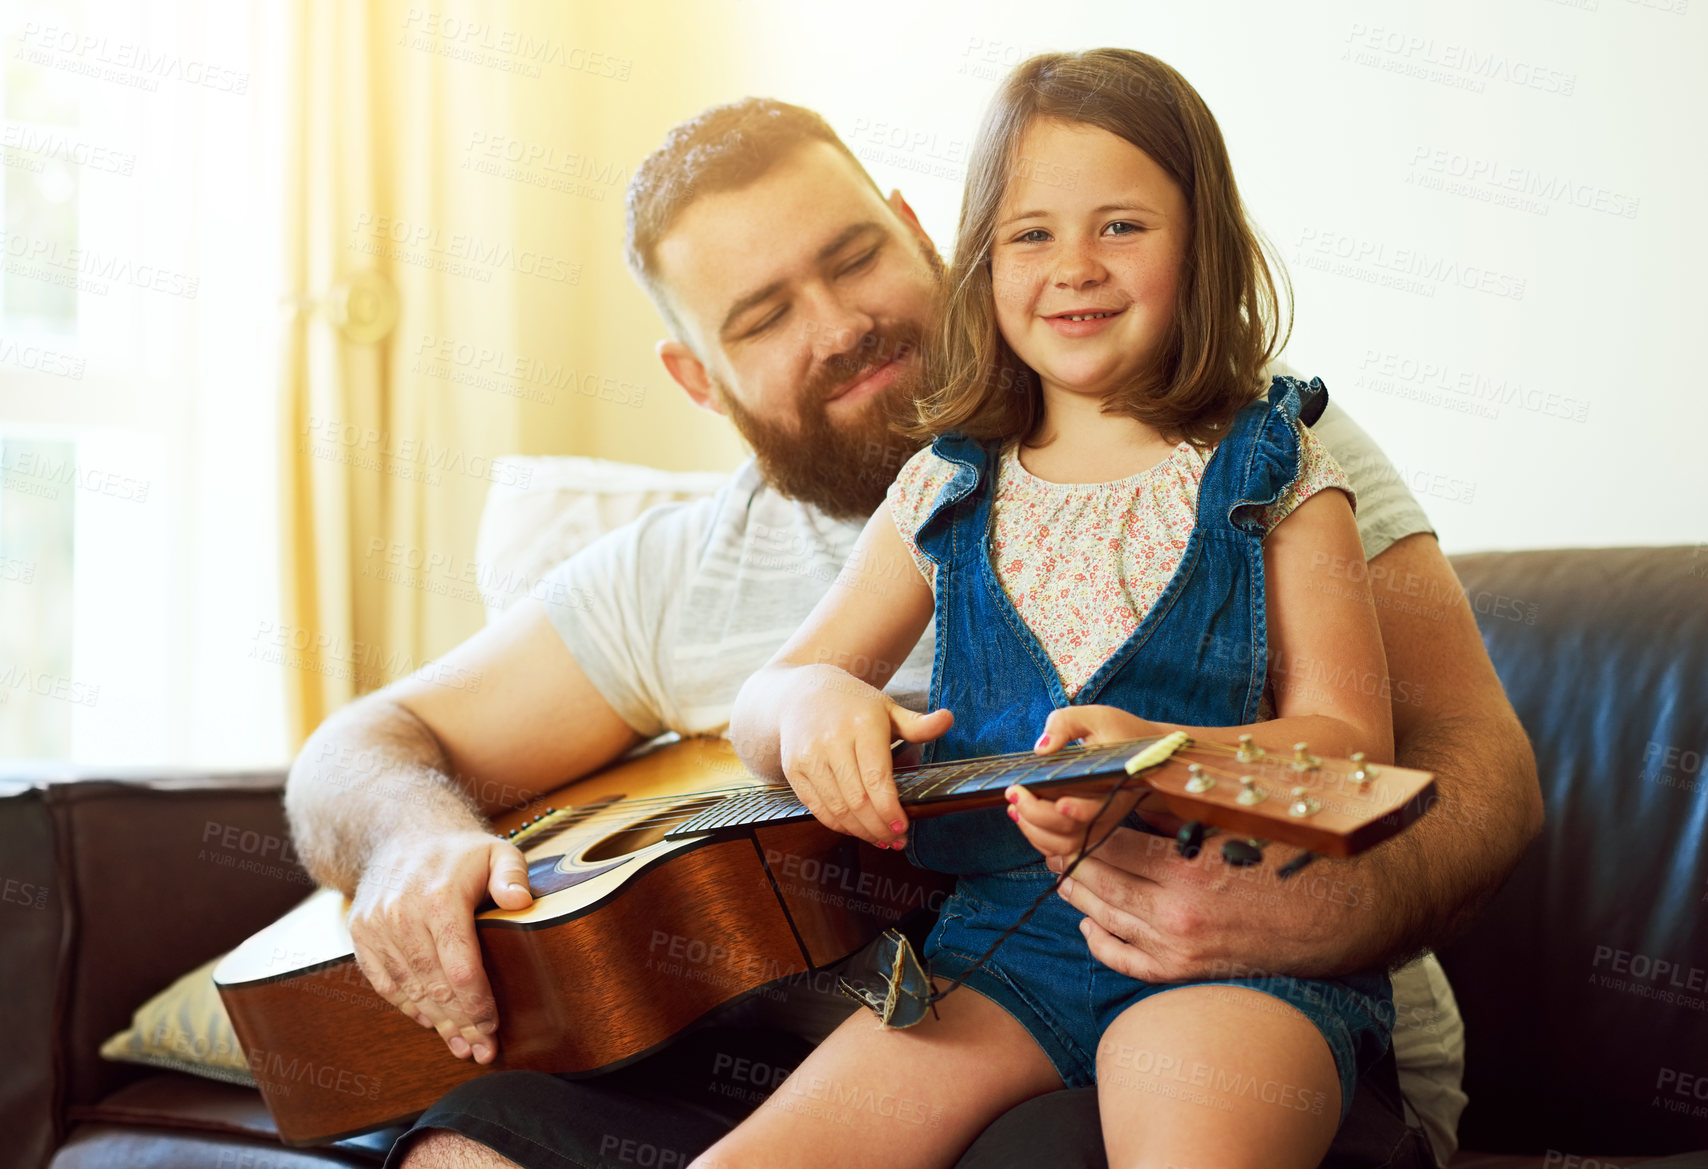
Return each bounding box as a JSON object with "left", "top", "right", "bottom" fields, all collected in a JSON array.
[{"left": 715, "top": 310, "right": 938, "bottom": 522}]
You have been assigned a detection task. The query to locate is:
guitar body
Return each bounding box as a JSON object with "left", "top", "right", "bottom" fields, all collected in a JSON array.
[{"left": 215, "top": 738, "right": 950, "bottom": 1145}]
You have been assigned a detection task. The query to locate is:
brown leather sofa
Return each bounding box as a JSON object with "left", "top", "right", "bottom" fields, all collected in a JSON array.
[{"left": 6, "top": 546, "right": 1707, "bottom": 1169}]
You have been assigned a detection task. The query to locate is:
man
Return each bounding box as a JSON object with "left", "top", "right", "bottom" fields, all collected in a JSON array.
[{"left": 285, "top": 98, "right": 1542, "bottom": 1169}]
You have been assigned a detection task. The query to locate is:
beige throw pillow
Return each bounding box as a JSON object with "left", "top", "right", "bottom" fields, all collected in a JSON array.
[{"left": 100, "top": 953, "right": 256, "bottom": 1086}]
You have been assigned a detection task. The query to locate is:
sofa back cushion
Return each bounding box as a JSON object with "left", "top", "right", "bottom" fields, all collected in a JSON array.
[{"left": 1440, "top": 546, "right": 1708, "bottom": 1154}]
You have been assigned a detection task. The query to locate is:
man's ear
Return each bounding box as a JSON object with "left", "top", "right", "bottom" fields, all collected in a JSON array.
[
  {"left": 888, "top": 188, "right": 937, "bottom": 253},
  {"left": 657, "top": 339, "right": 723, "bottom": 415}
]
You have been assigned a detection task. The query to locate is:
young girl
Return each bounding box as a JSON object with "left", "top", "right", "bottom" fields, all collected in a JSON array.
[{"left": 711, "top": 49, "right": 1394, "bottom": 1169}]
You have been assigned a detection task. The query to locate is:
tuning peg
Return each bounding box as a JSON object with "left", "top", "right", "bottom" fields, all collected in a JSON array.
[
  {"left": 1291, "top": 742, "right": 1321, "bottom": 772},
  {"left": 1349, "top": 752, "right": 1379, "bottom": 784},
  {"left": 1277, "top": 851, "right": 1319, "bottom": 879},
  {"left": 1221, "top": 839, "right": 1263, "bottom": 867},
  {"left": 1184, "top": 763, "right": 1214, "bottom": 793},
  {"left": 1287, "top": 786, "right": 1321, "bottom": 818},
  {"left": 1176, "top": 820, "right": 1207, "bottom": 859},
  {"left": 1236, "top": 734, "right": 1264, "bottom": 762}
]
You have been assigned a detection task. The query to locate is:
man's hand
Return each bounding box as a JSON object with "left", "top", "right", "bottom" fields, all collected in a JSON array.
[
  {"left": 347, "top": 830, "right": 533, "bottom": 1063},
  {"left": 285, "top": 601, "right": 648, "bottom": 1063},
  {"left": 1039, "top": 833, "right": 1335, "bottom": 982}
]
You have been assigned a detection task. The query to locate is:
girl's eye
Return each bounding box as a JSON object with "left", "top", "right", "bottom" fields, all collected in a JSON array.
[
  {"left": 1014, "top": 228, "right": 1051, "bottom": 244},
  {"left": 1105, "top": 221, "right": 1144, "bottom": 236}
]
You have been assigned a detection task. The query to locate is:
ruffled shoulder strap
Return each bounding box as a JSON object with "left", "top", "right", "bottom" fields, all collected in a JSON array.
[
  {"left": 911, "top": 431, "right": 1001, "bottom": 568},
  {"left": 1200, "top": 375, "right": 1331, "bottom": 535}
]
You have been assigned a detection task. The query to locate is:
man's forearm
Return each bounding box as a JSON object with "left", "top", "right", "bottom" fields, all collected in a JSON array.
[
  {"left": 1317, "top": 707, "right": 1542, "bottom": 971},
  {"left": 284, "top": 694, "right": 488, "bottom": 897}
]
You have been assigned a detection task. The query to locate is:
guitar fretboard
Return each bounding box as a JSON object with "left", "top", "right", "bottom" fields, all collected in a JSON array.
[{"left": 665, "top": 737, "right": 1160, "bottom": 840}]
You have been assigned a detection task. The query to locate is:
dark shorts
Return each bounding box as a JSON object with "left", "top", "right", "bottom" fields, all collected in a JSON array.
[
  {"left": 925, "top": 862, "right": 1395, "bottom": 1126},
  {"left": 381, "top": 1022, "right": 1436, "bottom": 1169}
]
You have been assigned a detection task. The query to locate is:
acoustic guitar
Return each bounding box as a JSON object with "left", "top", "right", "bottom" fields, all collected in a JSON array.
[{"left": 215, "top": 732, "right": 1434, "bottom": 1144}]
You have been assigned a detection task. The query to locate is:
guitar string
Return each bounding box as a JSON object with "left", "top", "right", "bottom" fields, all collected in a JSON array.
[
  {"left": 500, "top": 758, "right": 1353, "bottom": 843},
  {"left": 497, "top": 747, "right": 1126, "bottom": 820},
  {"left": 503, "top": 753, "right": 1200, "bottom": 839},
  {"left": 502, "top": 741, "right": 1355, "bottom": 841},
  {"left": 499, "top": 739, "right": 1173, "bottom": 837}
]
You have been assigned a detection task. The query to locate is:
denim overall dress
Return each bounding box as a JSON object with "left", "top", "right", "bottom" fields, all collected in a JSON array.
[{"left": 901, "top": 375, "right": 1394, "bottom": 1122}]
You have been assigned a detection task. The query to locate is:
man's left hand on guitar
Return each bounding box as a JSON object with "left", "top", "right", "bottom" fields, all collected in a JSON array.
[{"left": 1010, "top": 703, "right": 1368, "bottom": 986}]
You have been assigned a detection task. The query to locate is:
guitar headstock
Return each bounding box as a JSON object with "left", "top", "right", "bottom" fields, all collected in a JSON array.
[{"left": 1118, "top": 735, "right": 1435, "bottom": 859}]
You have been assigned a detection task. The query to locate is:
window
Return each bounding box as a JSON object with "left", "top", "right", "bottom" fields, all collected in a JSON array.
[{"left": 0, "top": 0, "right": 287, "bottom": 768}]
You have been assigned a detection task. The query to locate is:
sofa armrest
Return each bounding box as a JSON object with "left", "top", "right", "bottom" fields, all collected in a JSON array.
[{"left": 0, "top": 769, "right": 309, "bottom": 1167}]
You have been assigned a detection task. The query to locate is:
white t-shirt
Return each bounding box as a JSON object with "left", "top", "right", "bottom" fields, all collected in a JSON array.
[{"left": 542, "top": 396, "right": 1465, "bottom": 1164}]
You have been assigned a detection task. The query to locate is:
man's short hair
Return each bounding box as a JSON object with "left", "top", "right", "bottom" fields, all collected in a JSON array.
[{"left": 624, "top": 97, "right": 876, "bottom": 343}]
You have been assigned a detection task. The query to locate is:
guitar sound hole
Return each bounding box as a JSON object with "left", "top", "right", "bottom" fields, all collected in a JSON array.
[{"left": 580, "top": 794, "right": 726, "bottom": 862}]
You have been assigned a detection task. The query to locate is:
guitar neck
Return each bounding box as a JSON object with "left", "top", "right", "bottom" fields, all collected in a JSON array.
[{"left": 666, "top": 737, "right": 1160, "bottom": 840}]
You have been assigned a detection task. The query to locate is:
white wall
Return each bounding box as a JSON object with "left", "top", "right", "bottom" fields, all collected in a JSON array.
[{"left": 728, "top": 0, "right": 1707, "bottom": 553}]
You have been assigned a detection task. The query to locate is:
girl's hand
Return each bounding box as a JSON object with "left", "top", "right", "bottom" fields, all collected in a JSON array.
[
  {"left": 1008, "top": 705, "right": 1172, "bottom": 862},
  {"left": 776, "top": 665, "right": 953, "bottom": 850}
]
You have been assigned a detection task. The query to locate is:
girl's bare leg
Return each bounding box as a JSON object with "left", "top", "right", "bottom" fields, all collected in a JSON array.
[
  {"left": 1098, "top": 985, "right": 1342, "bottom": 1169},
  {"left": 688, "top": 978, "right": 1064, "bottom": 1169}
]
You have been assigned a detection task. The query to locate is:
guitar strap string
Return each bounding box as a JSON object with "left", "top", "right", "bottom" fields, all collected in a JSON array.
[{"left": 836, "top": 771, "right": 1150, "bottom": 1028}]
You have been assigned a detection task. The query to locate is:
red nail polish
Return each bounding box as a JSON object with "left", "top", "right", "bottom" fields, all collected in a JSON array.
[
  {"left": 1007, "top": 805, "right": 1019, "bottom": 821},
  {"left": 890, "top": 820, "right": 905, "bottom": 832},
  {"left": 1005, "top": 788, "right": 1019, "bottom": 803},
  {"left": 1035, "top": 733, "right": 1051, "bottom": 750}
]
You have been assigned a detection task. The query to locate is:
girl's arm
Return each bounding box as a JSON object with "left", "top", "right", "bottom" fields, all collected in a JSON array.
[
  {"left": 730, "top": 500, "right": 948, "bottom": 850},
  {"left": 1015, "top": 487, "right": 1392, "bottom": 852}
]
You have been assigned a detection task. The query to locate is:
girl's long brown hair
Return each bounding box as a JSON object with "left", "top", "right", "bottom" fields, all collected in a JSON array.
[{"left": 908, "top": 49, "right": 1291, "bottom": 449}]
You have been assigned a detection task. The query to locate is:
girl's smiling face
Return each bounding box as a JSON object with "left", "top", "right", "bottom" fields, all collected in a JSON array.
[{"left": 991, "top": 117, "right": 1190, "bottom": 401}]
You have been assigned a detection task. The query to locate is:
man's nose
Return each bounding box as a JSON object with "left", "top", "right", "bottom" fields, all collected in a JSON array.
[{"left": 802, "top": 289, "right": 877, "bottom": 360}]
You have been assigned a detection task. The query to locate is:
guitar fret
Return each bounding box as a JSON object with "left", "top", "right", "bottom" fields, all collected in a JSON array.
[
  {"left": 893, "top": 775, "right": 933, "bottom": 797},
  {"left": 959, "top": 763, "right": 1027, "bottom": 793},
  {"left": 904, "top": 763, "right": 968, "bottom": 789},
  {"left": 701, "top": 803, "right": 740, "bottom": 829},
  {"left": 1050, "top": 755, "right": 1100, "bottom": 780},
  {"left": 752, "top": 796, "right": 800, "bottom": 825}
]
